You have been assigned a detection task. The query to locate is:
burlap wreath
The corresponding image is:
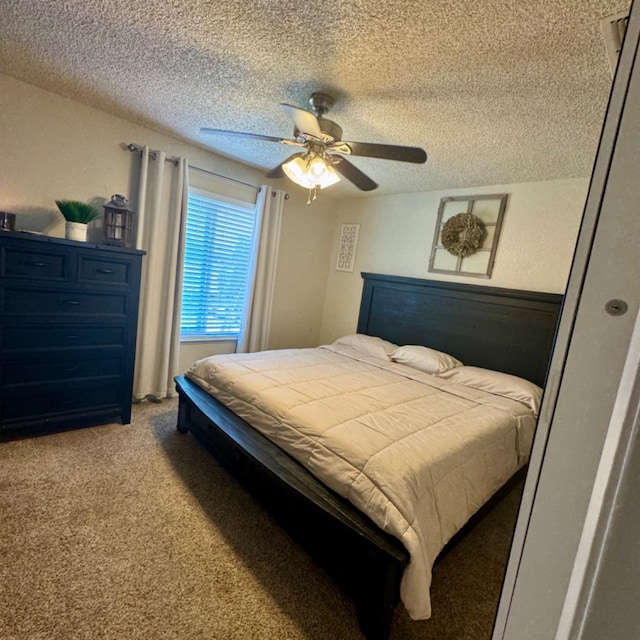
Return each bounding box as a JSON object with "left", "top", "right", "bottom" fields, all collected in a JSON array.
[{"left": 441, "top": 213, "right": 486, "bottom": 257}]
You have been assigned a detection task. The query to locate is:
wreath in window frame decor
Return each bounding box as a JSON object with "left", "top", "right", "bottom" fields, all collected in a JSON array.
[{"left": 440, "top": 212, "right": 487, "bottom": 258}]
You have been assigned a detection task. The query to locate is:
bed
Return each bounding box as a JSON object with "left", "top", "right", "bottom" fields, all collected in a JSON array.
[{"left": 174, "top": 272, "right": 562, "bottom": 639}]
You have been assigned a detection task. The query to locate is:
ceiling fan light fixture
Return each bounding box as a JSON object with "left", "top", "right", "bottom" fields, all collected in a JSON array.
[{"left": 282, "top": 153, "right": 341, "bottom": 190}]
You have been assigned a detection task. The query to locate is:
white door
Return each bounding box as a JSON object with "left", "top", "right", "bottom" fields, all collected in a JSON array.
[{"left": 493, "top": 3, "right": 640, "bottom": 638}]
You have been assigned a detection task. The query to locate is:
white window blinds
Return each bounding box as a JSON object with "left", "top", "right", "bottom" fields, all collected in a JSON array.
[{"left": 180, "top": 189, "right": 257, "bottom": 340}]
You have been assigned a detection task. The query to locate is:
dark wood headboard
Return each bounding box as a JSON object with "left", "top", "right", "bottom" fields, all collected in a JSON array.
[{"left": 357, "top": 273, "right": 563, "bottom": 387}]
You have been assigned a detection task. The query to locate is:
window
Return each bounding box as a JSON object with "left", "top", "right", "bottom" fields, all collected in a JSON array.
[{"left": 180, "top": 188, "right": 257, "bottom": 340}]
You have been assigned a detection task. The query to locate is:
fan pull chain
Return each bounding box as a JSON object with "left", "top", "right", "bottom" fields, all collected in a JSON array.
[{"left": 306, "top": 185, "right": 319, "bottom": 205}]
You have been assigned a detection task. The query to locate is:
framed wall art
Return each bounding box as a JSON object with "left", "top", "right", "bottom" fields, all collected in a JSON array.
[
  {"left": 428, "top": 193, "right": 508, "bottom": 278},
  {"left": 336, "top": 223, "right": 360, "bottom": 272}
]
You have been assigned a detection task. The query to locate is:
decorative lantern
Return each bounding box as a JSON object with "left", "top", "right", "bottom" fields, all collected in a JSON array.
[{"left": 103, "top": 194, "right": 134, "bottom": 247}]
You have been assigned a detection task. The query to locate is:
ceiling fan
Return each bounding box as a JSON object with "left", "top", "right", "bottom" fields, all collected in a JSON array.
[{"left": 201, "top": 93, "right": 427, "bottom": 202}]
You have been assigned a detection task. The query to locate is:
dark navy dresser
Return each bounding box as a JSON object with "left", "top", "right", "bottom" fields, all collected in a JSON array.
[{"left": 0, "top": 231, "right": 144, "bottom": 437}]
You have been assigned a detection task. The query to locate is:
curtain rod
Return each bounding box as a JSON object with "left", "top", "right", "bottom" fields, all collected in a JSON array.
[
  {"left": 189, "top": 165, "right": 261, "bottom": 192},
  {"left": 124, "top": 143, "right": 260, "bottom": 191}
]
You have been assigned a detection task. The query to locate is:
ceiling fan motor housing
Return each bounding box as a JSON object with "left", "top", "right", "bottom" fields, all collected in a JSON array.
[
  {"left": 306, "top": 92, "right": 343, "bottom": 142},
  {"left": 293, "top": 116, "right": 342, "bottom": 143},
  {"left": 318, "top": 118, "right": 342, "bottom": 143}
]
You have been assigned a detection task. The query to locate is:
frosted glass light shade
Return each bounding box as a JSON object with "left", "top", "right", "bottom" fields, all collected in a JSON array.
[{"left": 282, "top": 154, "right": 341, "bottom": 189}]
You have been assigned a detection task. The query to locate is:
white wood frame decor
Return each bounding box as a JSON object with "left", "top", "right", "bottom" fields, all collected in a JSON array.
[
  {"left": 336, "top": 223, "right": 360, "bottom": 272},
  {"left": 428, "top": 193, "right": 508, "bottom": 278}
]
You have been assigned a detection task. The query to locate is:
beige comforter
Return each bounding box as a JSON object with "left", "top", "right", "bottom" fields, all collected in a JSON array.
[{"left": 186, "top": 345, "right": 536, "bottom": 619}]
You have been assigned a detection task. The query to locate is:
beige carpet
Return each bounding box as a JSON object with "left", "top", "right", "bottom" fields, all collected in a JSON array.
[{"left": 0, "top": 400, "right": 522, "bottom": 640}]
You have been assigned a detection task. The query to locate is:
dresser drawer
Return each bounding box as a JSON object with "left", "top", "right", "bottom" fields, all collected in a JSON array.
[
  {"left": 3, "top": 325, "right": 126, "bottom": 350},
  {"left": 3, "top": 288, "right": 128, "bottom": 316},
  {"left": 2, "top": 246, "right": 69, "bottom": 281},
  {"left": 1, "top": 377, "right": 122, "bottom": 422},
  {"left": 3, "top": 352, "right": 124, "bottom": 385},
  {"left": 78, "top": 255, "right": 132, "bottom": 286}
]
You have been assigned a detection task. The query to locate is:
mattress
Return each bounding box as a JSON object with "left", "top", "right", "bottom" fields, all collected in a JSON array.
[{"left": 186, "top": 344, "right": 537, "bottom": 619}]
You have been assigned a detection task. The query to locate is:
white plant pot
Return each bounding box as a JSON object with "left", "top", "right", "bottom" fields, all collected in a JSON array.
[{"left": 65, "top": 221, "right": 88, "bottom": 242}]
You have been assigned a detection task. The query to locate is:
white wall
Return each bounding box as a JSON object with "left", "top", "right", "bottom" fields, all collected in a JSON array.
[
  {"left": 319, "top": 178, "right": 589, "bottom": 343},
  {"left": 268, "top": 187, "right": 337, "bottom": 350},
  {"left": 0, "top": 73, "right": 336, "bottom": 371},
  {"left": 0, "top": 74, "right": 264, "bottom": 236}
]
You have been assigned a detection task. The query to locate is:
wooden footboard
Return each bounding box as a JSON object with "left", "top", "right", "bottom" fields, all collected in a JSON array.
[{"left": 175, "top": 374, "right": 409, "bottom": 640}]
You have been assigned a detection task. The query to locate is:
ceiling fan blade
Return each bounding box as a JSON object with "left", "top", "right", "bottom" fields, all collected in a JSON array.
[
  {"left": 281, "top": 104, "right": 323, "bottom": 139},
  {"left": 200, "top": 128, "right": 302, "bottom": 146},
  {"left": 265, "top": 153, "right": 304, "bottom": 179},
  {"left": 331, "top": 140, "right": 427, "bottom": 164},
  {"left": 332, "top": 156, "right": 378, "bottom": 191}
]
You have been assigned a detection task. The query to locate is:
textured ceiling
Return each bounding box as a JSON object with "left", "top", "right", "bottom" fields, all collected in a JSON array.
[{"left": 0, "top": 0, "right": 629, "bottom": 198}]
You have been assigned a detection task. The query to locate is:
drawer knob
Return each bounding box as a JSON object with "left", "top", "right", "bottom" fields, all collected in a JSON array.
[
  {"left": 64, "top": 300, "right": 80, "bottom": 306},
  {"left": 97, "top": 268, "right": 114, "bottom": 274},
  {"left": 62, "top": 366, "right": 79, "bottom": 373},
  {"left": 25, "top": 261, "right": 47, "bottom": 267},
  {"left": 66, "top": 335, "right": 79, "bottom": 340}
]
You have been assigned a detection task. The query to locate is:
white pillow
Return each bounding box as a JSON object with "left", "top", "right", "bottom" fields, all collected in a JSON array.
[
  {"left": 332, "top": 334, "right": 397, "bottom": 360},
  {"left": 439, "top": 366, "right": 542, "bottom": 415},
  {"left": 390, "top": 344, "right": 462, "bottom": 374}
]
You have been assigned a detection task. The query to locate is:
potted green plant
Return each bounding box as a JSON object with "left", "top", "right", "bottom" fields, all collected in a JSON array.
[{"left": 55, "top": 199, "right": 99, "bottom": 242}]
